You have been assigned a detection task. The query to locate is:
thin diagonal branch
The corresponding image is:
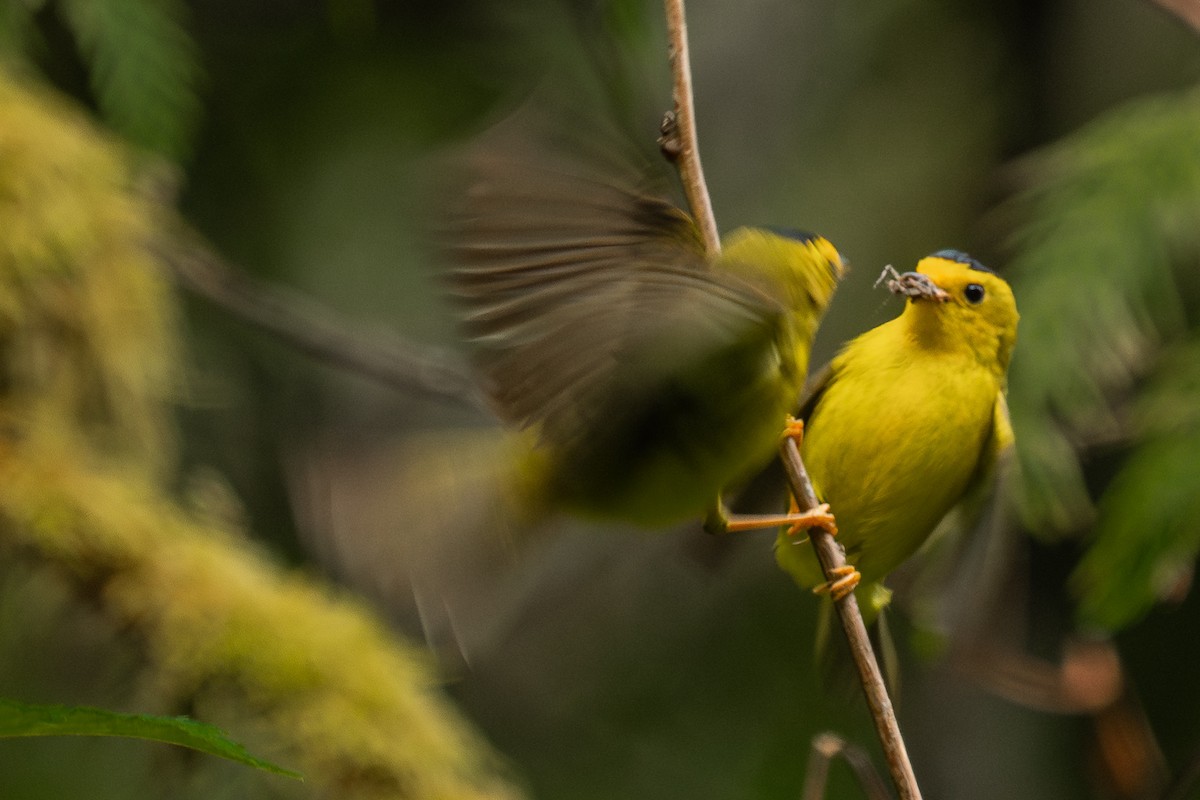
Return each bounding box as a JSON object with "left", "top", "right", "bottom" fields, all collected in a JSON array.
[
  {"left": 662, "top": 2, "right": 922, "bottom": 797},
  {"left": 663, "top": 0, "right": 720, "bottom": 255},
  {"left": 780, "top": 438, "right": 921, "bottom": 800},
  {"left": 162, "top": 232, "right": 486, "bottom": 411}
]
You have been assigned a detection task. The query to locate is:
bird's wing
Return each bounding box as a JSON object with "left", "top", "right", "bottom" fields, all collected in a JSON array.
[
  {"left": 446, "top": 114, "right": 784, "bottom": 448},
  {"left": 966, "top": 390, "right": 1016, "bottom": 501},
  {"left": 887, "top": 388, "right": 1018, "bottom": 642},
  {"left": 794, "top": 360, "right": 837, "bottom": 424},
  {"left": 724, "top": 357, "right": 838, "bottom": 515}
]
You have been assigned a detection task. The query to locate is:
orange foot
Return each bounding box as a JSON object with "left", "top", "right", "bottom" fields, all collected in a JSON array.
[
  {"left": 784, "top": 502, "right": 837, "bottom": 539},
  {"left": 812, "top": 565, "right": 860, "bottom": 601},
  {"left": 782, "top": 415, "right": 805, "bottom": 448}
]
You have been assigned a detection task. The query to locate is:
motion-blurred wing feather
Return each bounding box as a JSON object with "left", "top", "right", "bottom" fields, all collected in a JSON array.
[{"left": 447, "top": 116, "right": 782, "bottom": 446}]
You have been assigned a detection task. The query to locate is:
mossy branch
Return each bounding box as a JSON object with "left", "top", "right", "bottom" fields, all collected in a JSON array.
[{"left": 0, "top": 67, "right": 522, "bottom": 800}]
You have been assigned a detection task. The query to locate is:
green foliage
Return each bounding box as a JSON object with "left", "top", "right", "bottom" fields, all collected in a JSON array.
[
  {"left": 59, "top": 0, "right": 201, "bottom": 159},
  {"left": 0, "top": 698, "right": 301, "bottom": 779},
  {"left": 1005, "top": 86, "right": 1200, "bottom": 629},
  {"left": 0, "top": 0, "right": 201, "bottom": 160},
  {"left": 1072, "top": 340, "right": 1200, "bottom": 629}
]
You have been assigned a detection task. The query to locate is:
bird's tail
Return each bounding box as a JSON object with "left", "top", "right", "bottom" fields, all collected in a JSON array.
[
  {"left": 814, "top": 582, "right": 901, "bottom": 699},
  {"left": 290, "top": 424, "right": 548, "bottom": 666}
]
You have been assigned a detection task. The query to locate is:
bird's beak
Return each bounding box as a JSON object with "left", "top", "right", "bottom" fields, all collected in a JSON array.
[{"left": 876, "top": 266, "right": 950, "bottom": 302}]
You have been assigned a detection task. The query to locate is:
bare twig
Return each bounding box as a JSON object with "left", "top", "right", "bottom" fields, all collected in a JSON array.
[
  {"left": 163, "top": 234, "right": 486, "bottom": 411},
  {"left": 780, "top": 437, "right": 922, "bottom": 800},
  {"left": 662, "top": 0, "right": 721, "bottom": 255},
  {"left": 661, "top": 2, "right": 920, "bottom": 796},
  {"left": 802, "top": 732, "right": 892, "bottom": 800}
]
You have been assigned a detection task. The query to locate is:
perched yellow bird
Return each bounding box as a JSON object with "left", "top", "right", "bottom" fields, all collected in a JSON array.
[
  {"left": 774, "top": 251, "right": 1018, "bottom": 620},
  {"left": 448, "top": 116, "right": 845, "bottom": 533}
]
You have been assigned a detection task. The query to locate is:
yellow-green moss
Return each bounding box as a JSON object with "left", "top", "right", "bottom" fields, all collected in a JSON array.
[
  {"left": 0, "top": 67, "right": 522, "bottom": 800},
  {"left": 0, "top": 70, "right": 182, "bottom": 471}
]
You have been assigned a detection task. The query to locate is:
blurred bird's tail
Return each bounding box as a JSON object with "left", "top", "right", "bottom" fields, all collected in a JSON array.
[{"left": 289, "top": 424, "right": 548, "bottom": 665}]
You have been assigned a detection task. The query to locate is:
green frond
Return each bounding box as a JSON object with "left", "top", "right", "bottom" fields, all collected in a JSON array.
[
  {"left": 1006, "top": 87, "right": 1200, "bottom": 534},
  {"left": 59, "top": 0, "right": 202, "bottom": 160},
  {"left": 1004, "top": 85, "right": 1200, "bottom": 629},
  {"left": 1072, "top": 339, "right": 1200, "bottom": 630}
]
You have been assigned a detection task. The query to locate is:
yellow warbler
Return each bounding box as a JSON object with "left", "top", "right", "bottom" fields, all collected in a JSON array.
[
  {"left": 775, "top": 252, "right": 1018, "bottom": 619},
  {"left": 447, "top": 117, "right": 844, "bottom": 532}
]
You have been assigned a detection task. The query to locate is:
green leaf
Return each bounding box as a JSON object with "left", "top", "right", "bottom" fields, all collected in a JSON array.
[
  {"left": 59, "top": 0, "right": 202, "bottom": 160},
  {"left": 0, "top": 698, "right": 302, "bottom": 779}
]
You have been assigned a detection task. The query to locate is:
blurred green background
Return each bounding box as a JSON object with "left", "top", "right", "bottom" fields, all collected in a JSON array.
[{"left": 3, "top": 0, "right": 1200, "bottom": 798}]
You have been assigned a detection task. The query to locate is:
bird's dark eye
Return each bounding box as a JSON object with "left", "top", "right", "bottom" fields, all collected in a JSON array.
[{"left": 964, "top": 283, "right": 985, "bottom": 304}]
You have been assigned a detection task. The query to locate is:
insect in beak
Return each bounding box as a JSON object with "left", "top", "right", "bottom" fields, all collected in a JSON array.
[{"left": 874, "top": 265, "right": 950, "bottom": 302}]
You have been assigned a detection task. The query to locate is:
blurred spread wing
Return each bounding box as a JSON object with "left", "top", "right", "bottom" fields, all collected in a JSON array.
[{"left": 447, "top": 118, "right": 783, "bottom": 445}]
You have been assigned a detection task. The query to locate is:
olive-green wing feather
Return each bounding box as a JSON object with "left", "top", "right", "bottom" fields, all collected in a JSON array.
[
  {"left": 723, "top": 357, "right": 837, "bottom": 515},
  {"left": 447, "top": 117, "right": 787, "bottom": 449}
]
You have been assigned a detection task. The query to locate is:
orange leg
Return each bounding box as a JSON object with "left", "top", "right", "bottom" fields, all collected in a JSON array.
[
  {"left": 705, "top": 502, "right": 837, "bottom": 536},
  {"left": 785, "top": 415, "right": 858, "bottom": 600},
  {"left": 812, "top": 565, "right": 861, "bottom": 601},
  {"left": 703, "top": 415, "right": 838, "bottom": 536}
]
